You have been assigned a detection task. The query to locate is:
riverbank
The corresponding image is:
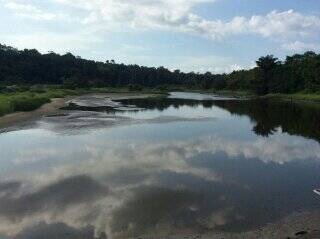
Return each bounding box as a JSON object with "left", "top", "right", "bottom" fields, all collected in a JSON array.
[
  {"left": 1, "top": 86, "right": 320, "bottom": 127},
  {"left": 0, "top": 97, "right": 73, "bottom": 129},
  {"left": 0, "top": 87, "right": 167, "bottom": 116},
  {"left": 0, "top": 90, "right": 164, "bottom": 129},
  {"left": 213, "top": 90, "right": 320, "bottom": 103},
  {"left": 262, "top": 93, "right": 320, "bottom": 103},
  {"left": 212, "top": 90, "right": 255, "bottom": 98},
  {"left": 0, "top": 88, "right": 82, "bottom": 116}
]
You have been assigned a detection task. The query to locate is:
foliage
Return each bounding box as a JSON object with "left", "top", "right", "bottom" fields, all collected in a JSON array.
[
  {"left": 0, "top": 44, "right": 319, "bottom": 96},
  {"left": 0, "top": 93, "right": 49, "bottom": 115},
  {"left": 0, "top": 44, "right": 225, "bottom": 90},
  {"left": 0, "top": 88, "right": 81, "bottom": 116},
  {"left": 128, "top": 84, "right": 143, "bottom": 91}
]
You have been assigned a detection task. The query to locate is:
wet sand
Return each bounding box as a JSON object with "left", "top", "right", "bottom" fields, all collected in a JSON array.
[{"left": 0, "top": 93, "right": 163, "bottom": 129}]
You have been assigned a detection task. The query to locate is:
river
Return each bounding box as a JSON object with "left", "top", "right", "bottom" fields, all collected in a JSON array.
[{"left": 0, "top": 92, "right": 319, "bottom": 239}]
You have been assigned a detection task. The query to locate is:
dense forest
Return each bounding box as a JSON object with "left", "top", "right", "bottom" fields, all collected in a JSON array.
[{"left": 0, "top": 44, "right": 319, "bottom": 95}]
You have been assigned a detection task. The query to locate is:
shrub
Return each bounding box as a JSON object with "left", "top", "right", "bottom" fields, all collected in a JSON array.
[
  {"left": 0, "top": 98, "right": 13, "bottom": 116},
  {"left": 30, "top": 85, "right": 46, "bottom": 93},
  {"left": 128, "top": 84, "right": 143, "bottom": 91},
  {"left": 10, "top": 95, "right": 50, "bottom": 112}
]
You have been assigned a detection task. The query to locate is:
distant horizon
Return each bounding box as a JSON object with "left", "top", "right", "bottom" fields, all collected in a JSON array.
[{"left": 0, "top": 0, "right": 319, "bottom": 73}]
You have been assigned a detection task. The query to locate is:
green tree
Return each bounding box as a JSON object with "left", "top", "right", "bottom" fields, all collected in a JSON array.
[{"left": 252, "top": 55, "right": 280, "bottom": 95}]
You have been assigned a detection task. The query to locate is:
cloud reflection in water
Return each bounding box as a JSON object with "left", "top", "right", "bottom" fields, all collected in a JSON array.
[{"left": 0, "top": 96, "right": 320, "bottom": 238}]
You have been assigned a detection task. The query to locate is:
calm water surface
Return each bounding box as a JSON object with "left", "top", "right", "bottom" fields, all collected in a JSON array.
[{"left": 0, "top": 92, "right": 320, "bottom": 238}]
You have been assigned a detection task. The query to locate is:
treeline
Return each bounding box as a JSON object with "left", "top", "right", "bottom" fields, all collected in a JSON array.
[
  {"left": 0, "top": 44, "right": 225, "bottom": 91},
  {"left": 225, "top": 53, "right": 320, "bottom": 95},
  {"left": 0, "top": 44, "right": 319, "bottom": 95}
]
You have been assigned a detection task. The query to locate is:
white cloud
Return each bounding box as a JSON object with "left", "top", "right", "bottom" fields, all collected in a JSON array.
[
  {"left": 2, "top": 0, "right": 320, "bottom": 72},
  {"left": 4, "top": 2, "right": 58, "bottom": 20},
  {"left": 51, "top": 1, "right": 320, "bottom": 41},
  {"left": 0, "top": 31, "right": 103, "bottom": 54},
  {"left": 246, "top": 10, "right": 320, "bottom": 39},
  {"left": 282, "top": 41, "right": 320, "bottom": 52}
]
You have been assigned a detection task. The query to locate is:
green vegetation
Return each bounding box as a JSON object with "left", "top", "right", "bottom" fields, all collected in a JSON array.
[
  {"left": 263, "top": 92, "right": 320, "bottom": 102},
  {"left": 0, "top": 43, "right": 320, "bottom": 117},
  {"left": 0, "top": 85, "right": 169, "bottom": 116},
  {"left": 213, "top": 90, "right": 254, "bottom": 98},
  {"left": 1, "top": 44, "right": 319, "bottom": 96},
  {"left": 0, "top": 87, "right": 81, "bottom": 116},
  {"left": 0, "top": 44, "right": 225, "bottom": 90},
  {"left": 0, "top": 93, "right": 48, "bottom": 116}
]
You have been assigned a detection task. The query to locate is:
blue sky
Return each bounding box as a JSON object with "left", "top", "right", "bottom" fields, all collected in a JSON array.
[{"left": 0, "top": 0, "right": 319, "bottom": 73}]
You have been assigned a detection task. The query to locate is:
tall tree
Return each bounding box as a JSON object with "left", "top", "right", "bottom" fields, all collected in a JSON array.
[{"left": 251, "top": 55, "right": 280, "bottom": 95}]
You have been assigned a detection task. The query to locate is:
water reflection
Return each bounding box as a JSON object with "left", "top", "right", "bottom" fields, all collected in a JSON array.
[
  {"left": 0, "top": 93, "right": 320, "bottom": 238},
  {"left": 212, "top": 100, "right": 320, "bottom": 141},
  {"left": 0, "top": 175, "right": 108, "bottom": 220},
  {"left": 13, "top": 222, "right": 106, "bottom": 239},
  {"left": 118, "top": 97, "right": 320, "bottom": 142}
]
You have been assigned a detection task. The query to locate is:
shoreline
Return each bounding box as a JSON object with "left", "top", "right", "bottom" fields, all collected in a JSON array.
[
  {"left": 261, "top": 93, "right": 320, "bottom": 104},
  {"left": 0, "top": 92, "right": 163, "bottom": 129},
  {"left": 0, "top": 97, "right": 72, "bottom": 129},
  {"left": 1, "top": 89, "right": 320, "bottom": 129},
  {"left": 213, "top": 90, "right": 320, "bottom": 103}
]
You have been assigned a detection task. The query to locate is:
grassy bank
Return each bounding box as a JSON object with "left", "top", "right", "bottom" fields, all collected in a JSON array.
[
  {"left": 262, "top": 93, "right": 320, "bottom": 103},
  {"left": 0, "top": 86, "right": 167, "bottom": 117},
  {"left": 1, "top": 85, "right": 320, "bottom": 117},
  {"left": 90, "top": 86, "right": 169, "bottom": 94},
  {"left": 213, "top": 90, "right": 255, "bottom": 98},
  {"left": 214, "top": 90, "right": 320, "bottom": 103},
  {"left": 0, "top": 88, "right": 83, "bottom": 116}
]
